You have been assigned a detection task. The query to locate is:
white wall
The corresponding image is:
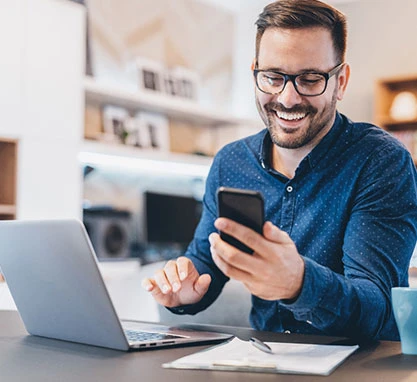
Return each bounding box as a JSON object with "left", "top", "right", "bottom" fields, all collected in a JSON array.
[
  {"left": 337, "top": 0, "right": 417, "bottom": 123},
  {"left": 0, "top": 0, "right": 85, "bottom": 219}
]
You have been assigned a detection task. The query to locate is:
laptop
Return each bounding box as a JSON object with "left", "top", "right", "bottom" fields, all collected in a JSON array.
[{"left": 0, "top": 219, "right": 232, "bottom": 351}]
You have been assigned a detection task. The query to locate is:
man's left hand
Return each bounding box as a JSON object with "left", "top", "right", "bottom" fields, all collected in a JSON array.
[{"left": 209, "top": 218, "right": 305, "bottom": 301}]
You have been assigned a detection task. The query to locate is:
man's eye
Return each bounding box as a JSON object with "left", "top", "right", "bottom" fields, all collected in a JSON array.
[
  {"left": 263, "top": 75, "right": 284, "bottom": 86},
  {"left": 298, "top": 75, "right": 323, "bottom": 85}
]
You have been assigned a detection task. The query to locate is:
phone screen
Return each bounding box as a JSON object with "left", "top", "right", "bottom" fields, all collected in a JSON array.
[{"left": 217, "top": 187, "right": 264, "bottom": 254}]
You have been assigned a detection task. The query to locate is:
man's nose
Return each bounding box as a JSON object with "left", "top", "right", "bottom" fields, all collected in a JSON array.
[{"left": 276, "top": 80, "right": 303, "bottom": 108}]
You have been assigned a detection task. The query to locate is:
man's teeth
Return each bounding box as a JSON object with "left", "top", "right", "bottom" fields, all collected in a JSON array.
[{"left": 275, "top": 111, "right": 306, "bottom": 121}]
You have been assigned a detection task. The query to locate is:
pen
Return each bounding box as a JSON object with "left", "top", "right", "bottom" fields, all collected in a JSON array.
[{"left": 250, "top": 337, "right": 273, "bottom": 354}]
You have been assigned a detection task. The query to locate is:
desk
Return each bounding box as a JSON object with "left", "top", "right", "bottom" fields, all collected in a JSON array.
[{"left": 0, "top": 311, "right": 416, "bottom": 381}]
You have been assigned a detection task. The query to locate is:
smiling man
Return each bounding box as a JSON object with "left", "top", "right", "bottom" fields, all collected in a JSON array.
[{"left": 142, "top": 0, "right": 417, "bottom": 341}]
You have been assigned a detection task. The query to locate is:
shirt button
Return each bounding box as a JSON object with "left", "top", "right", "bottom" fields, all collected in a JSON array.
[
  {"left": 286, "top": 186, "right": 293, "bottom": 193},
  {"left": 284, "top": 330, "right": 291, "bottom": 334}
]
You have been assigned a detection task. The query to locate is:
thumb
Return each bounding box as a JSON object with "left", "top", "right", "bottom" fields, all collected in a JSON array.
[
  {"left": 263, "top": 221, "right": 292, "bottom": 244},
  {"left": 194, "top": 273, "right": 211, "bottom": 297}
]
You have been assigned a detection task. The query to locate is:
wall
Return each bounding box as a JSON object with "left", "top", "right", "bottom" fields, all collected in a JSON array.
[
  {"left": 337, "top": 0, "right": 417, "bottom": 123},
  {"left": 87, "top": 0, "right": 235, "bottom": 112}
]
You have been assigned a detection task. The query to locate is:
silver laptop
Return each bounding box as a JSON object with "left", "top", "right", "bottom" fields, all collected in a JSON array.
[{"left": 0, "top": 219, "right": 232, "bottom": 351}]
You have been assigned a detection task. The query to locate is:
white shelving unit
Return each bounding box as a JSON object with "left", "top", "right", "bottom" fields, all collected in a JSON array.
[
  {"left": 84, "top": 76, "right": 259, "bottom": 128},
  {"left": 83, "top": 76, "right": 261, "bottom": 173},
  {"left": 79, "top": 139, "right": 212, "bottom": 178}
]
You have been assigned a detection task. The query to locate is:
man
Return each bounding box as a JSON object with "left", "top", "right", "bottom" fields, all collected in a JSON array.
[{"left": 142, "top": 0, "right": 417, "bottom": 341}]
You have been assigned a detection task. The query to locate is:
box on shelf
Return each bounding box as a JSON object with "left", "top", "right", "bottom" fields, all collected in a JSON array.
[
  {"left": 0, "top": 138, "right": 18, "bottom": 221},
  {"left": 84, "top": 104, "right": 103, "bottom": 139},
  {"left": 169, "top": 121, "right": 215, "bottom": 157}
]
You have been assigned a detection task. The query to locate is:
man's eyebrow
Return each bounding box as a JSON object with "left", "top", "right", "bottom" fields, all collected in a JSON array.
[{"left": 258, "top": 67, "right": 325, "bottom": 74}]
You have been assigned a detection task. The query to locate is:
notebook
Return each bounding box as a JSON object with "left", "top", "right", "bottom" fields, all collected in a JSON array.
[
  {"left": 0, "top": 219, "right": 232, "bottom": 351},
  {"left": 163, "top": 337, "right": 359, "bottom": 376}
]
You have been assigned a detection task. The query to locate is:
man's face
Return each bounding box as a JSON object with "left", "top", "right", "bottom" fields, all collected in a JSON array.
[{"left": 254, "top": 27, "right": 349, "bottom": 149}]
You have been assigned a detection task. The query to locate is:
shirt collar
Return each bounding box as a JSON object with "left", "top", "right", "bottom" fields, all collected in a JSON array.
[{"left": 258, "top": 111, "right": 345, "bottom": 172}]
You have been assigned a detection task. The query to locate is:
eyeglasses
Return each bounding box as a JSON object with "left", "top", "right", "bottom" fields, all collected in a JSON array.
[{"left": 253, "top": 62, "right": 344, "bottom": 97}]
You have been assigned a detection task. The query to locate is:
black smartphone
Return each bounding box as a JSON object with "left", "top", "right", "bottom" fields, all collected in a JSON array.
[{"left": 216, "top": 187, "right": 265, "bottom": 254}]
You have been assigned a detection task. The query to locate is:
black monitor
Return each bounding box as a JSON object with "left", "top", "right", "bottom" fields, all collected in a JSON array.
[{"left": 145, "top": 191, "right": 202, "bottom": 245}]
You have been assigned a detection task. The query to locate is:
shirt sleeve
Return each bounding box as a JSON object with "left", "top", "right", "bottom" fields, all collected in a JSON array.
[
  {"left": 168, "top": 152, "right": 229, "bottom": 316},
  {"left": 281, "top": 143, "right": 417, "bottom": 340}
]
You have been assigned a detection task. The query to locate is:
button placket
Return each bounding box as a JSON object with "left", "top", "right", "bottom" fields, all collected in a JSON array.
[{"left": 280, "top": 183, "right": 296, "bottom": 233}]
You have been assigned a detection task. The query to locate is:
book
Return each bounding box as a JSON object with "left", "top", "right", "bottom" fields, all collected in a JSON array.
[{"left": 163, "top": 337, "right": 359, "bottom": 376}]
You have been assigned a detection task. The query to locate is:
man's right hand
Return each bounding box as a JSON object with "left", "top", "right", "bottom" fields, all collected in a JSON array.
[{"left": 141, "top": 256, "right": 211, "bottom": 308}]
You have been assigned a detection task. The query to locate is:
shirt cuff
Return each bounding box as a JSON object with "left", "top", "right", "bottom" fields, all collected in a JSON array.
[
  {"left": 280, "top": 256, "right": 333, "bottom": 321},
  {"left": 166, "top": 303, "right": 202, "bottom": 316}
]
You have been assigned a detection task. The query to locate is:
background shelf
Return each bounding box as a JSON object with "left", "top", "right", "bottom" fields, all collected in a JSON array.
[{"left": 84, "top": 76, "right": 258, "bottom": 128}]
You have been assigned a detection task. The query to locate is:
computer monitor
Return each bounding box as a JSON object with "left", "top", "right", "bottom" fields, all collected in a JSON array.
[{"left": 145, "top": 191, "right": 202, "bottom": 245}]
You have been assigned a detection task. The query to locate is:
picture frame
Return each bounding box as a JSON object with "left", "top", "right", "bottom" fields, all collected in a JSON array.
[
  {"left": 163, "top": 72, "right": 180, "bottom": 97},
  {"left": 168, "top": 66, "right": 200, "bottom": 100},
  {"left": 134, "top": 111, "right": 170, "bottom": 151},
  {"left": 102, "top": 105, "right": 130, "bottom": 143},
  {"left": 136, "top": 57, "right": 165, "bottom": 93}
]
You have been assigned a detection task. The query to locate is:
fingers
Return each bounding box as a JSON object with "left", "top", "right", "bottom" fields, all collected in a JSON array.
[
  {"left": 263, "top": 221, "right": 292, "bottom": 244},
  {"left": 154, "top": 266, "right": 175, "bottom": 294},
  {"left": 195, "top": 273, "right": 211, "bottom": 297},
  {"left": 162, "top": 259, "right": 181, "bottom": 293},
  {"left": 215, "top": 218, "right": 292, "bottom": 254},
  {"left": 151, "top": 257, "right": 190, "bottom": 294},
  {"left": 141, "top": 257, "right": 210, "bottom": 308},
  {"left": 141, "top": 277, "right": 167, "bottom": 304},
  {"left": 141, "top": 277, "right": 155, "bottom": 292},
  {"left": 209, "top": 232, "right": 254, "bottom": 280},
  {"left": 214, "top": 218, "right": 270, "bottom": 257},
  {"left": 176, "top": 256, "right": 194, "bottom": 281}
]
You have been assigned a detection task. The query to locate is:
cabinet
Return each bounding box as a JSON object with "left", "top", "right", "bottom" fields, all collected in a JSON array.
[
  {"left": 0, "top": 138, "right": 17, "bottom": 220},
  {"left": 375, "top": 75, "right": 417, "bottom": 161},
  {"left": 0, "top": 0, "right": 85, "bottom": 221}
]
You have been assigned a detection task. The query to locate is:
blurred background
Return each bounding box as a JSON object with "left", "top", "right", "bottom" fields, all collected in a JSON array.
[{"left": 1, "top": 0, "right": 417, "bottom": 266}]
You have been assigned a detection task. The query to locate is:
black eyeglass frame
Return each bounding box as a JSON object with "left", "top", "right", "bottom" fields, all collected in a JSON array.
[{"left": 253, "top": 62, "right": 345, "bottom": 97}]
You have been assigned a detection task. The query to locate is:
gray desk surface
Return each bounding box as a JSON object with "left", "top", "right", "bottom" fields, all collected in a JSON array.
[{"left": 1, "top": 310, "right": 416, "bottom": 381}]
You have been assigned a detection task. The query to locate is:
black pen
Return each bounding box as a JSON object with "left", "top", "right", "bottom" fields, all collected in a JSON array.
[{"left": 250, "top": 337, "right": 273, "bottom": 354}]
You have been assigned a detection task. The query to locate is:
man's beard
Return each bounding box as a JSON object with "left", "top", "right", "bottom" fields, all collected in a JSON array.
[{"left": 256, "top": 88, "right": 338, "bottom": 149}]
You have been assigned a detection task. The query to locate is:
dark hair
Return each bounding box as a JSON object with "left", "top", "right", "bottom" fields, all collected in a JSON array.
[{"left": 255, "top": 0, "right": 347, "bottom": 64}]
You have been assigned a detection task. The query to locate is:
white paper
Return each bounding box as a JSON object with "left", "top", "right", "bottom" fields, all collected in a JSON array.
[{"left": 163, "top": 337, "right": 359, "bottom": 376}]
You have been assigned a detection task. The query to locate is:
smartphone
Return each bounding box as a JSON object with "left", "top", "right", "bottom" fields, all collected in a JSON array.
[{"left": 216, "top": 187, "right": 265, "bottom": 254}]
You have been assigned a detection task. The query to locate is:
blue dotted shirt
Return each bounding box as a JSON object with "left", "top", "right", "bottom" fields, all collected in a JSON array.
[{"left": 181, "top": 112, "right": 417, "bottom": 341}]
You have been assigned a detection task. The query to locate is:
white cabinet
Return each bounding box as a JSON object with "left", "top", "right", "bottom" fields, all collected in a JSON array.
[
  {"left": 0, "top": 0, "right": 85, "bottom": 220},
  {"left": 0, "top": 1, "right": 25, "bottom": 139}
]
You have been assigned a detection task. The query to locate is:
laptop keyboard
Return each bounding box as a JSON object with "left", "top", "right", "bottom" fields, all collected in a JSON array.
[{"left": 124, "top": 329, "right": 183, "bottom": 343}]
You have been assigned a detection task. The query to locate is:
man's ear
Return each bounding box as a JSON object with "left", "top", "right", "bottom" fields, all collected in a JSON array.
[
  {"left": 336, "top": 63, "right": 350, "bottom": 101},
  {"left": 250, "top": 58, "right": 257, "bottom": 71}
]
